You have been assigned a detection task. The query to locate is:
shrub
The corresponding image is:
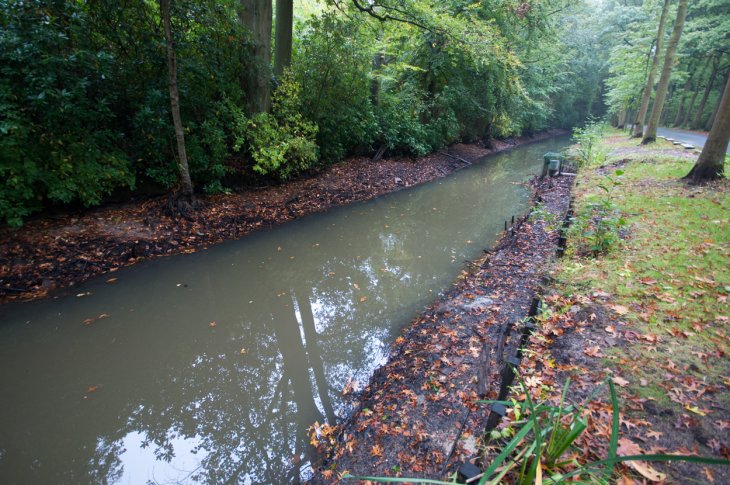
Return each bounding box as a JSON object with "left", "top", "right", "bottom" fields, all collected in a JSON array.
[{"left": 243, "top": 73, "right": 319, "bottom": 180}]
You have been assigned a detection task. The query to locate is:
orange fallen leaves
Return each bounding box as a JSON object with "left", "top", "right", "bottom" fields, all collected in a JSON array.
[{"left": 584, "top": 346, "right": 602, "bottom": 358}]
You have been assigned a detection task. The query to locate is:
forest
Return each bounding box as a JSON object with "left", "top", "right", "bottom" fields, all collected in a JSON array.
[
  {"left": 2, "top": 0, "right": 727, "bottom": 226},
  {"left": 1, "top": 1, "right": 730, "bottom": 484},
  {"left": 0, "top": 0, "right": 623, "bottom": 224}
]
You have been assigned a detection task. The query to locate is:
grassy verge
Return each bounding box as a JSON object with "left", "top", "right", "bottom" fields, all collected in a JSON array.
[{"left": 542, "top": 129, "right": 729, "bottom": 482}]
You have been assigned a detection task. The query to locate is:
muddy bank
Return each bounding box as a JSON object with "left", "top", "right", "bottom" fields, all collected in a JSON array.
[
  {"left": 0, "top": 130, "right": 566, "bottom": 305},
  {"left": 309, "top": 174, "right": 574, "bottom": 482}
]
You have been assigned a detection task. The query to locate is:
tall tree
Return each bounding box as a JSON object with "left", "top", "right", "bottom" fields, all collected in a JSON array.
[
  {"left": 642, "top": 0, "right": 689, "bottom": 144},
  {"left": 672, "top": 60, "right": 697, "bottom": 126},
  {"left": 690, "top": 55, "right": 719, "bottom": 129},
  {"left": 160, "top": 0, "right": 194, "bottom": 204},
  {"left": 274, "top": 0, "right": 293, "bottom": 78},
  {"left": 684, "top": 71, "right": 729, "bottom": 181},
  {"left": 680, "top": 57, "right": 711, "bottom": 126},
  {"left": 239, "top": 0, "right": 273, "bottom": 114},
  {"left": 631, "top": 0, "right": 671, "bottom": 138}
]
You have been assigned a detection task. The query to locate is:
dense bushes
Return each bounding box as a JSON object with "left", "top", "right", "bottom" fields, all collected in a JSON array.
[{"left": 0, "top": 0, "right": 600, "bottom": 225}]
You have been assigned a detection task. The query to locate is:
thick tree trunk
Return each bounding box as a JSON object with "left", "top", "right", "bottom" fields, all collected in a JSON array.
[
  {"left": 273, "top": 0, "right": 292, "bottom": 78},
  {"left": 160, "top": 0, "right": 194, "bottom": 204},
  {"left": 239, "top": 0, "right": 272, "bottom": 114},
  {"left": 691, "top": 57, "right": 719, "bottom": 130},
  {"left": 643, "top": 0, "right": 688, "bottom": 145},
  {"left": 684, "top": 72, "right": 730, "bottom": 182},
  {"left": 632, "top": 0, "right": 671, "bottom": 138}
]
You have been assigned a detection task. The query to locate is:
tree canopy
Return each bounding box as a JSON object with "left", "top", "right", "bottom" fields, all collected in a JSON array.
[{"left": 1, "top": 0, "right": 727, "bottom": 225}]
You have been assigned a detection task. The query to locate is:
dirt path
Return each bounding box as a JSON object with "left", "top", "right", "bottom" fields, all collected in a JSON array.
[
  {"left": 308, "top": 174, "right": 574, "bottom": 482},
  {"left": 0, "top": 130, "right": 566, "bottom": 305}
]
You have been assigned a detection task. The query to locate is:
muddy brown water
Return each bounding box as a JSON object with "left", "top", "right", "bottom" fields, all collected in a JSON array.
[{"left": 0, "top": 137, "right": 569, "bottom": 484}]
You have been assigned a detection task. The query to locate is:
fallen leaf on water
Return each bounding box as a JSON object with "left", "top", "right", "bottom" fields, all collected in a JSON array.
[
  {"left": 82, "top": 318, "right": 94, "bottom": 326},
  {"left": 353, "top": 283, "right": 360, "bottom": 290},
  {"left": 86, "top": 386, "right": 98, "bottom": 393},
  {"left": 106, "top": 278, "right": 118, "bottom": 284},
  {"left": 98, "top": 313, "right": 109, "bottom": 319},
  {"left": 240, "top": 348, "right": 247, "bottom": 354},
  {"left": 359, "top": 296, "right": 368, "bottom": 303},
  {"left": 209, "top": 321, "right": 217, "bottom": 328}
]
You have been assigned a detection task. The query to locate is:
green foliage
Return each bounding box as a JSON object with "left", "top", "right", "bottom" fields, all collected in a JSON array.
[
  {"left": 293, "top": 13, "right": 377, "bottom": 162},
  {"left": 0, "top": 0, "right": 134, "bottom": 225},
  {"left": 570, "top": 170, "right": 626, "bottom": 255},
  {"left": 571, "top": 119, "right": 606, "bottom": 166},
  {"left": 0, "top": 0, "right": 636, "bottom": 225},
  {"left": 0, "top": 0, "right": 250, "bottom": 224},
  {"left": 245, "top": 74, "right": 319, "bottom": 180}
]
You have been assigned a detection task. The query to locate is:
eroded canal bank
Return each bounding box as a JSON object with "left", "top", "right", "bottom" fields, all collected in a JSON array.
[
  {"left": 309, "top": 173, "right": 574, "bottom": 482},
  {"left": 0, "top": 136, "right": 571, "bottom": 484}
]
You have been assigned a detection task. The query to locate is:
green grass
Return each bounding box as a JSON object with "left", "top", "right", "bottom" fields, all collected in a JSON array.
[{"left": 557, "top": 129, "right": 729, "bottom": 418}]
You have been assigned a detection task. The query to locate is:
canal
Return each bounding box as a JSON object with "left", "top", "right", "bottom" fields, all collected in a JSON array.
[{"left": 0, "top": 137, "right": 569, "bottom": 484}]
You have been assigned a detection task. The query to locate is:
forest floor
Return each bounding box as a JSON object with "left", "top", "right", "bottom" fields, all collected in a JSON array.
[
  {"left": 310, "top": 131, "right": 730, "bottom": 484},
  {"left": 0, "top": 130, "right": 565, "bottom": 305}
]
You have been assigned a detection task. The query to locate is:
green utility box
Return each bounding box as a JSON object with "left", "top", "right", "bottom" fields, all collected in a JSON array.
[{"left": 542, "top": 152, "right": 564, "bottom": 178}]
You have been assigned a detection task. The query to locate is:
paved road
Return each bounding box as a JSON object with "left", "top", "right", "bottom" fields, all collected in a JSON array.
[{"left": 656, "top": 127, "right": 730, "bottom": 154}]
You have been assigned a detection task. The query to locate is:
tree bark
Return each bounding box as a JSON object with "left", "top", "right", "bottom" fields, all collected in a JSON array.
[
  {"left": 672, "top": 60, "right": 697, "bottom": 126},
  {"left": 643, "top": 0, "right": 689, "bottom": 145},
  {"left": 691, "top": 56, "right": 719, "bottom": 130},
  {"left": 705, "top": 70, "right": 730, "bottom": 131},
  {"left": 160, "top": 0, "right": 194, "bottom": 203},
  {"left": 273, "top": 0, "right": 293, "bottom": 78},
  {"left": 681, "top": 65, "right": 705, "bottom": 127},
  {"left": 632, "top": 0, "right": 671, "bottom": 138},
  {"left": 680, "top": 58, "right": 710, "bottom": 127},
  {"left": 239, "top": 0, "right": 273, "bottom": 114},
  {"left": 684, "top": 72, "right": 730, "bottom": 182}
]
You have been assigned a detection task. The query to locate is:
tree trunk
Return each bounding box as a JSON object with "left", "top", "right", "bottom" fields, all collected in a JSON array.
[
  {"left": 682, "top": 68, "right": 705, "bottom": 127},
  {"left": 160, "top": 0, "right": 194, "bottom": 204},
  {"left": 691, "top": 56, "right": 719, "bottom": 130},
  {"left": 705, "top": 69, "right": 729, "bottom": 131},
  {"left": 239, "top": 0, "right": 272, "bottom": 114},
  {"left": 684, "top": 72, "right": 730, "bottom": 182},
  {"left": 642, "top": 0, "right": 688, "bottom": 145},
  {"left": 273, "top": 0, "right": 292, "bottom": 78},
  {"left": 660, "top": 84, "right": 673, "bottom": 125},
  {"left": 672, "top": 61, "right": 697, "bottom": 126},
  {"left": 632, "top": 0, "right": 671, "bottom": 138}
]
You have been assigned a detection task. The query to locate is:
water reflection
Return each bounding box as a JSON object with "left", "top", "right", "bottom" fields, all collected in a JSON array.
[{"left": 0, "top": 138, "right": 568, "bottom": 484}]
